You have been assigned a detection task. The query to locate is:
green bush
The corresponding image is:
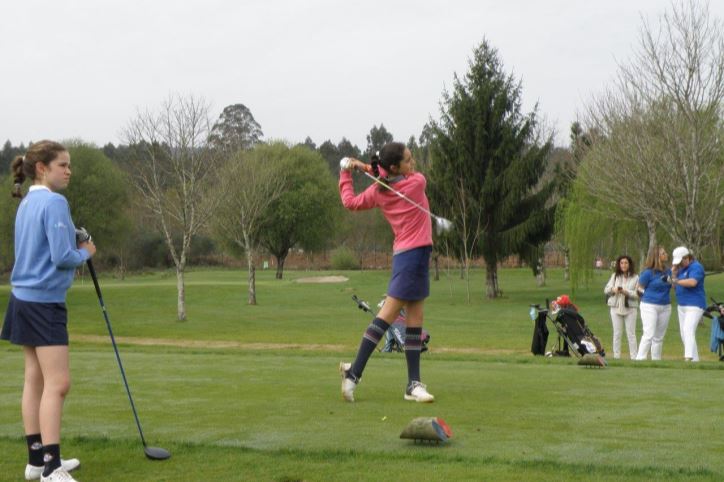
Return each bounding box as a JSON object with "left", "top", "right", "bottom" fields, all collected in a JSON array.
[{"left": 330, "top": 246, "right": 359, "bottom": 270}]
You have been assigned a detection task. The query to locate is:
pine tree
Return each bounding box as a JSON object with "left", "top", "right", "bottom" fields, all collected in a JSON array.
[{"left": 428, "top": 40, "right": 556, "bottom": 298}]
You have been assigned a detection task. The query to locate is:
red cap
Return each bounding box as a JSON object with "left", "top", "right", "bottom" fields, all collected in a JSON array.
[{"left": 555, "top": 295, "right": 571, "bottom": 306}]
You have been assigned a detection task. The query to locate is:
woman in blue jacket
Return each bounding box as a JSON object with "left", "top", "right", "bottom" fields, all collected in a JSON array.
[
  {"left": 1, "top": 141, "right": 95, "bottom": 482},
  {"left": 635, "top": 246, "right": 672, "bottom": 360}
]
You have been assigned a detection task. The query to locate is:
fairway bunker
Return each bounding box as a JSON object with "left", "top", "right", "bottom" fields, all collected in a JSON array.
[{"left": 295, "top": 276, "right": 349, "bottom": 283}]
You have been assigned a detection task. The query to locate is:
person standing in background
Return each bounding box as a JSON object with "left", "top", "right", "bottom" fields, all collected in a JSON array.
[
  {"left": 604, "top": 255, "right": 639, "bottom": 359},
  {"left": 636, "top": 247, "right": 672, "bottom": 361},
  {"left": 670, "top": 247, "right": 706, "bottom": 362}
]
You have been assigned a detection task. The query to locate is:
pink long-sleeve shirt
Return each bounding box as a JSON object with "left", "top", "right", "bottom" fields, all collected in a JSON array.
[{"left": 339, "top": 170, "right": 433, "bottom": 253}]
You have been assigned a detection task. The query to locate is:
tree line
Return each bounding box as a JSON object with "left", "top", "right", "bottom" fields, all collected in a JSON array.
[{"left": 1, "top": 1, "right": 722, "bottom": 320}]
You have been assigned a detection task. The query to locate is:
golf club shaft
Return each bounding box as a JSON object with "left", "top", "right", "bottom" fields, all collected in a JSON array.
[
  {"left": 86, "top": 259, "right": 149, "bottom": 447},
  {"left": 361, "top": 171, "right": 440, "bottom": 220}
]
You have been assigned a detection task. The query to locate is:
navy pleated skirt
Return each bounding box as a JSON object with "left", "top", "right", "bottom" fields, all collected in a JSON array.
[
  {"left": 387, "top": 245, "right": 432, "bottom": 301},
  {"left": 1, "top": 294, "right": 69, "bottom": 346}
]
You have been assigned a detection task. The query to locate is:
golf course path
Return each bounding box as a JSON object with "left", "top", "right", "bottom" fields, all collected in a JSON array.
[{"left": 71, "top": 334, "right": 524, "bottom": 355}]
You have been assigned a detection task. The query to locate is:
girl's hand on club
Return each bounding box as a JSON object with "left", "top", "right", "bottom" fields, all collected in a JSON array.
[
  {"left": 342, "top": 158, "right": 371, "bottom": 173},
  {"left": 351, "top": 160, "right": 372, "bottom": 173},
  {"left": 80, "top": 240, "right": 97, "bottom": 257}
]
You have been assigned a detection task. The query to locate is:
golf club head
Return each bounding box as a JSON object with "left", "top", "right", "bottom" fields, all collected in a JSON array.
[
  {"left": 434, "top": 216, "right": 453, "bottom": 235},
  {"left": 144, "top": 446, "right": 171, "bottom": 460}
]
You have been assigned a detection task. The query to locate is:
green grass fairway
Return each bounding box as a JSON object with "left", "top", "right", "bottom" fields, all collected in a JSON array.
[{"left": 0, "top": 268, "right": 723, "bottom": 481}]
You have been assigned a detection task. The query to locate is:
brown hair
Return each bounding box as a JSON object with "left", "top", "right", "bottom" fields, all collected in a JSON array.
[
  {"left": 615, "top": 255, "right": 635, "bottom": 276},
  {"left": 643, "top": 245, "right": 667, "bottom": 272},
  {"left": 10, "top": 140, "right": 67, "bottom": 198},
  {"left": 370, "top": 142, "right": 407, "bottom": 191}
]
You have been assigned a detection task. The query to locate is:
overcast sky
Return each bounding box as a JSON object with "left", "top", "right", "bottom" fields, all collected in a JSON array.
[{"left": 2, "top": 0, "right": 723, "bottom": 150}]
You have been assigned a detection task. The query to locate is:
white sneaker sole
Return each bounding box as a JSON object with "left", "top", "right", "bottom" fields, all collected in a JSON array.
[
  {"left": 339, "top": 362, "right": 355, "bottom": 402},
  {"left": 25, "top": 459, "right": 80, "bottom": 480}
]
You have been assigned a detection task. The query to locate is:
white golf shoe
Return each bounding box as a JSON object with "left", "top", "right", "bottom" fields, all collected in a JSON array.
[
  {"left": 26, "top": 459, "right": 80, "bottom": 481},
  {"left": 339, "top": 361, "right": 357, "bottom": 402},
  {"left": 39, "top": 467, "right": 78, "bottom": 482},
  {"left": 404, "top": 381, "right": 435, "bottom": 403}
]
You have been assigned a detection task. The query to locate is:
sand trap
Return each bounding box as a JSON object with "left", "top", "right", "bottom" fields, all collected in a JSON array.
[{"left": 295, "top": 275, "right": 349, "bottom": 283}]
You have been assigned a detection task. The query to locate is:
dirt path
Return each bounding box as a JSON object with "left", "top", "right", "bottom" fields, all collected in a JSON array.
[
  {"left": 72, "top": 334, "right": 348, "bottom": 352},
  {"left": 71, "top": 334, "right": 524, "bottom": 355}
]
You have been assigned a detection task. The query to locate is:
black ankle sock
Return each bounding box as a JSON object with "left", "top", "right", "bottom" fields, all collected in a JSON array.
[
  {"left": 42, "top": 444, "right": 61, "bottom": 477},
  {"left": 26, "top": 433, "right": 43, "bottom": 466},
  {"left": 350, "top": 317, "right": 390, "bottom": 380},
  {"left": 405, "top": 327, "right": 423, "bottom": 383}
]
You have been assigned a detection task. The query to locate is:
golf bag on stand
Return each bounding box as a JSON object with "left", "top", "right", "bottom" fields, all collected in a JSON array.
[
  {"left": 352, "top": 295, "right": 430, "bottom": 353},
  {"left": 529, "top": 297, "right": 605, "bottom": 359}
]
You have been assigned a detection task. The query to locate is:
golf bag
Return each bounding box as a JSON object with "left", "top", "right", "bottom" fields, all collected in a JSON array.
[
  {"left": 704, "top": 298, "right": 724, "bottom": 361},
  {"left": 351, "top": 295, "right": 430, "bottom": 353},
  {"left": 551, "top": 307, "right": 605, "bottom": 357},
  {"left": 530, "top": 299, "right": 605, "bottom": 358},
  {"left": 530, "top": 304, "right": 549, "bottom": 355}
]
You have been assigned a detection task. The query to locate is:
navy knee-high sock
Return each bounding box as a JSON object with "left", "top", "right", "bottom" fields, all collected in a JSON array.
[
  {"left": 405, "top": 327, "right": 423, "bottom": 383},
  {"left": 349, "top": 317, "right": 390, "bottom": 381}
]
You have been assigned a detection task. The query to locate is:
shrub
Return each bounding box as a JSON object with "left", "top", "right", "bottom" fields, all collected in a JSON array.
[{"left": 330, "top": 246, "right": 359, "bottom": 270}]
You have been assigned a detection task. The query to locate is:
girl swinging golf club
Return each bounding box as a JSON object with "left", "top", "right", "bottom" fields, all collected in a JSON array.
[
  {"left": 1, "top": 141, "right": 96, "bottom": 482},
  {"left": 338, "top": 142, "right": 444, "bottom": 403}
]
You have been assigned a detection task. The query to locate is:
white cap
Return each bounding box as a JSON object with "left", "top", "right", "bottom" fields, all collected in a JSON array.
[{"left": 672, "top": 246, "right": 690, "bottom": 265}]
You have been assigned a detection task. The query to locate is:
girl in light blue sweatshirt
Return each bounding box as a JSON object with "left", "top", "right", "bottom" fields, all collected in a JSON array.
[{"left": 1, "top": 141, "right": 95, "bottom": 482}]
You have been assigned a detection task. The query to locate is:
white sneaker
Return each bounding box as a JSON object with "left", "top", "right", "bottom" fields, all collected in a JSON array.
[
  {"left": 39, "top": 467, "right": 78, "bottom": 482},
  {"left": 339, "top": 361, "right": 357, "bottom": 402},
  {"left": 404, "top": 381, "right": 435, "bottom": 403},
  {"left": 26, "top": 459, "right": 80, "bottom": 480}
]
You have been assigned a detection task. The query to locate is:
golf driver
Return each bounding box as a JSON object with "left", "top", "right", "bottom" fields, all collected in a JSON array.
[
  {"left": 340, "top": 157, "right": 454, "bottom": 235},
  {"left": 80, "top": 234, "right": 171, "bottom": 460}
]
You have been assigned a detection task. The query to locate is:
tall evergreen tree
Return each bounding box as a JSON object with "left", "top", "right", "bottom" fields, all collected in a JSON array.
[
  {"left": 428, "top": 40, "right": 556, "bottom": 298},
  {"left": 209, "top": 103, "right": 263, "bottom": 153},
  {"left": 364, "top": 124, "right": 393, "bottom": 159}
]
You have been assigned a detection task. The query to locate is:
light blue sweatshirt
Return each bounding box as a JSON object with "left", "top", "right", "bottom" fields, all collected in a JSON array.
[{"left": 11, "top": 186, "right": 90, "bottom": 303}]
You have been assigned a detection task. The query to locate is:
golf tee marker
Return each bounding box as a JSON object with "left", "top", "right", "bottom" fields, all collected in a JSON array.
[{"left": 400, "top": 417, "right": 452, "bottom": 444}]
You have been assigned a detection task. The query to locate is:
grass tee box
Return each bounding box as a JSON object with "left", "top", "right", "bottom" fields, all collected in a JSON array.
[{"left": 0, "top": 268, "right": 722, "bottom": 480}]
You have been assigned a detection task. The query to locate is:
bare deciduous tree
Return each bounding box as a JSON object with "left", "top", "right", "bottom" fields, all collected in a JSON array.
[
  {"left": 125, "top": 94, "right": 221, "bottom": 320},
  {"left": 212, "top": 145, "right": 287, "bottom": 305},
  {"left": 582, "top": 0, "right": 724, "bottom": 256}
]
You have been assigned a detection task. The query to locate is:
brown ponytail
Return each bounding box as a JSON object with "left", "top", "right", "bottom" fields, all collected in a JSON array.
[
  {"left": 11, "top": 155, "right": 25, "bottom": 198},
  {"left": 10, "top": 140, "right": 67, "bottom": 199}
]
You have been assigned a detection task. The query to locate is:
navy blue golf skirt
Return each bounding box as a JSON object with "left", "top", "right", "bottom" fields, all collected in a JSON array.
[
  {"left": 387, "top": 245, "right": 432, "bottom": 301},
  {"left": 1, "top": 294, "right": 69, "bottom": 346}
]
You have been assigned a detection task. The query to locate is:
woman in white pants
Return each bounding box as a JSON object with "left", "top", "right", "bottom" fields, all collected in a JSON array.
[
  {"left": 636, "top": 247, "right": 672, "bottom": 360},
  {"left": 670, "top": 247, "right": 706, "bottom": 362},
  {"left": 604, "top": 255, "right": 639, "bottom": 359}
]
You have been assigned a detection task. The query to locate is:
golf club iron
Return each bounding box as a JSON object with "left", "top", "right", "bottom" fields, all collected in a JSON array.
[
  {"left": 86, "top": 259, "right": 171, "bottom": 461},
  {"left": 360, "top": 171, "right": 453, "bottom": 234},
  {"left": 341, "top": 156, "right": 453, "bottom": 234}
]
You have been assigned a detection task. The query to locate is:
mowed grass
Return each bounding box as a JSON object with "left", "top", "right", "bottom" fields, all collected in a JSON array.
[{"left": 0, "top": 267, "right": 723, "bottom": 481}]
